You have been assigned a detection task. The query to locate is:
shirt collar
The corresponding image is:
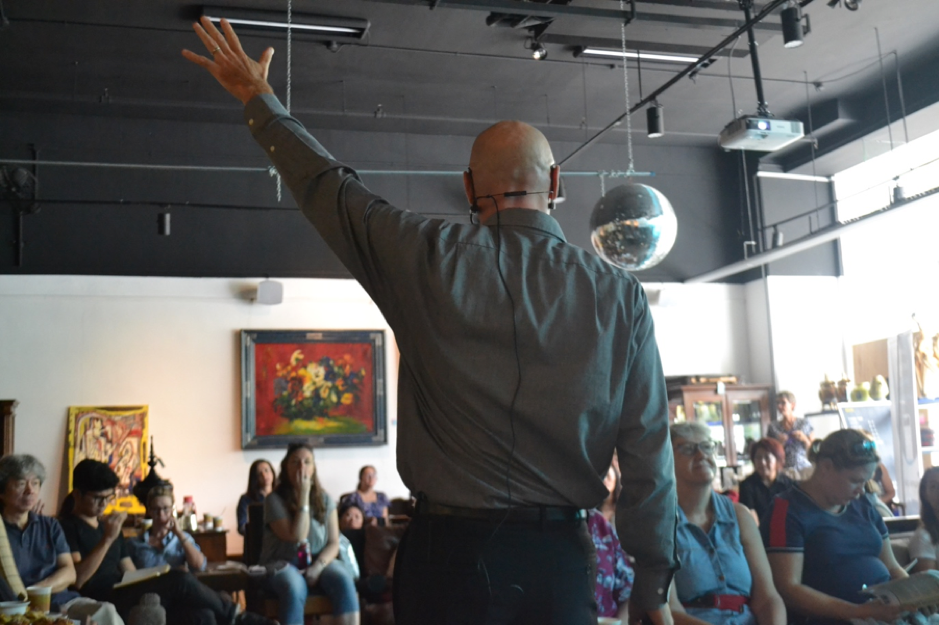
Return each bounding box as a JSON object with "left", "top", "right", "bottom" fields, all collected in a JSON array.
[
  {"left": 677, "top": 493, "right": 736, "bottom": 527},
  {"left": 482, "top": 209, "right": 566, "bottom": 243}
]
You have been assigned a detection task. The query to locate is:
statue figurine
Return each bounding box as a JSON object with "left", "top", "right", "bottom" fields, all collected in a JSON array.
[
  {"left": 837, "top": 374, "right": 851, "bottom": 403},
  {"left": 819, "top": 375, "right": 838, "bottom": 411}
]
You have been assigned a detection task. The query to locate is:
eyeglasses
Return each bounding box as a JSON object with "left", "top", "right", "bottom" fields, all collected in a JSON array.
[
  {"left": 86, "top": 491, "right": 116, "bottom": 505},
  {"left": 674, "top": 441, "right": 717, "bottom": 457}
]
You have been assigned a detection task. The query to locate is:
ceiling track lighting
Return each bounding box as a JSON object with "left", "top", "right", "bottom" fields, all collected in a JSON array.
[
  {"left": 526, "top": 38, "right": 548, "bottom": 60},
  {"left": 646, "top": 102, "right": 664, "bottom": 138},
  {"left": 826, "top": 0, "right": 860, "bottom": 9},
  {"left": 781, "top": 2, "right": 810, "bottom": 49},
  {"left": 202, "top": 5, "right": 369, "bottom": 42},
  {"left": 574, "top": 47, "right": 699, "bottom": 64}
]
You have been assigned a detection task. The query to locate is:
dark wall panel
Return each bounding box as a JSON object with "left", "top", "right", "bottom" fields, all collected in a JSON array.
[{"left": 1, "top": 109, "right": 744, "bottom": 281}]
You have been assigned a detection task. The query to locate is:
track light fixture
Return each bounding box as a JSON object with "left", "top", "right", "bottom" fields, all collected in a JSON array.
[
  {"left": 781, "top": 2, "right": 810, "bottom": 48},
  {"left": 646, "top": 103, "right": 664, "bottom": 138},
  {"left": 526, "top": 38, "right": 548, "bottom": 61},
  {"left": 827, "top": 0, "right": 860, "bottom": 9}
]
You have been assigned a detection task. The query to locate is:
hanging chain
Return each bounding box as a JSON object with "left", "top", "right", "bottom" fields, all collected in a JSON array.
[
  {"left": 275, "top": 0, "right": 294, "bottom": 202},
  {"left": 599, "top": 173, "right": 606, "bottom": 196},
  {"left": 619, "top": 0, "right": 635, "bottom": 174}
]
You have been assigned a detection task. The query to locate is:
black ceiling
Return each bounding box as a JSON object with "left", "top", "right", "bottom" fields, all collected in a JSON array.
[{"left": 1, "top": 0, "right": 938, "bottom": 280}]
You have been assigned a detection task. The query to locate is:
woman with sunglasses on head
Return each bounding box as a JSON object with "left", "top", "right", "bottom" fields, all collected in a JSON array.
[
  {"left": 762, "top": 429, "right": 907, "bottom": 624},
  {"left": 666, "top": 422, "right": 786, "bottom": 625}
]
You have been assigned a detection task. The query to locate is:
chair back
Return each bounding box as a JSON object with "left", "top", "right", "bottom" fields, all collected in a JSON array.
[{"left": 244, "top": 502, "right": 264, "bottom": 565}]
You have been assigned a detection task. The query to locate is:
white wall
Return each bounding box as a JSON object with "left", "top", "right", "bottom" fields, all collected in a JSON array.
[
  {"left": 0, "top": 276, "right": 754, "bottom": 554},
  {"left": 0, "top": 275, "right": 402, "bottom": 554}
]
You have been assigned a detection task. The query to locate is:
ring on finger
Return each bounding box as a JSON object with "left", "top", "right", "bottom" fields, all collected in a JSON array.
[{"left": 212, "top": 45, "right": 221, "bottom": 54}]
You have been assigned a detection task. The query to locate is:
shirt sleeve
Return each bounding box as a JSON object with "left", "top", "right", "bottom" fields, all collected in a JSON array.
[
  {"left": 614, "top": 285, "right": 678, "bottom": 611},
  {"left": 908, "top": 527, "right": 938, "bottom": 561},
  {"left": 762, "top": 496, "right": 804, "bottom": 552},
  {"left": 237, "top": 494, "right": 250, "bottom": 536},
  {"left": 48, "top": 519, "right": 71, "bottom": 556},
  {"left": 182, "top": 532, "right": 208, "bottom": 572},
  {"left": 244, "top": 94, "right": 430, "bottom": 316},
  {"left": 59, "top": 516, "right": 80, "bottom": 553},
  {"left": 265, "top": 492, "right": 288, "bottom": 525}
]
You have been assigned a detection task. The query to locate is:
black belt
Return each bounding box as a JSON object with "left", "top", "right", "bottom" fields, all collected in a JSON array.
[{"left": 415, "top": 499, "right": 586, "bottom": 524}]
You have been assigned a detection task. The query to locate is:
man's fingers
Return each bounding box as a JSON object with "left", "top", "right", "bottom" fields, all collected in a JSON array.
[
  {"left": 259, "top": 47, "right": 275, "bottom": 78},
  {"left": 219, "top": 18, "right": 247, "bottom": 56},
  {"left": 181, "top": 49, "right": 212, "bottom": 69},
  {"left": 192, "top": 21, "right": 220, "bottom": 55}
]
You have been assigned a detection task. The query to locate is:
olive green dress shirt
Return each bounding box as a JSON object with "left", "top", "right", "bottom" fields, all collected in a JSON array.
[{"left": 245, "top": 94, "right": 677, "bottom": 609}]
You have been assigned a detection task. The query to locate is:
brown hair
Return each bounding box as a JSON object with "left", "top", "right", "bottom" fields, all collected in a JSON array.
[
  {"left": 808, "top": 429, "right": 879, "bottom": 470},
  {"left": 275, "top": 443, "right": 327, "bottom": 523},
  {"left": 146, "top": 484, "right": 175, "bottom": 508},
  {"left": 247, "top": 459, "right": 276, "bottom": 500},
  {"left": 750, "top": 437, "right": 785, "bottom": 466}
]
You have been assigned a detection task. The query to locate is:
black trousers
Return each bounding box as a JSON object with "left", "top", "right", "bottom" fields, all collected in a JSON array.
[
  {"left": 103, "top": 569, "right": 237, "bottom": 625},
  {"left": 393, "top": 513, "right": 597, "bottom": 625}
]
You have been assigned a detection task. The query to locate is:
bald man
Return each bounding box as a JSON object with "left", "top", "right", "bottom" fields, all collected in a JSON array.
[{"left": 184, "top": 18, "right": 677, "bottom": 625}]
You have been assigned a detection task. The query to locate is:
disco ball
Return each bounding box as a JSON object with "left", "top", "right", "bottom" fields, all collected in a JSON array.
[{"left": 589, "top": 183, "right": 678, "bottom": 271}]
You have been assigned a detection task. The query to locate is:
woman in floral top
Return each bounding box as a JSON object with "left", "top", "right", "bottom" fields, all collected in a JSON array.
[{"left": 588, "top": 465, "right": 634, "bottom": 619}]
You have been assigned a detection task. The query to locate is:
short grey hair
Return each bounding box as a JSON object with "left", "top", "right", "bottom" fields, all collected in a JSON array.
[
  {"left": 0, "top": 454, "right": 47, "bottom": 492},
  {"left": 670, "top": 421, "right": 710, "bottom": 442}
]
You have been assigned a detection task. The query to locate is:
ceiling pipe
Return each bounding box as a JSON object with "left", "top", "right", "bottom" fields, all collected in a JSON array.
[
  {"left": 559, "top": 0, "right": 811, "bottom": 167},
  {"left": 685, "top": 186, "right": 939, "bottom": 283}
]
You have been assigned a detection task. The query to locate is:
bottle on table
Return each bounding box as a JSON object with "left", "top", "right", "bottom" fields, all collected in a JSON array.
[{"left": 179, "top": 496, "right": 197, "bottom": 532}]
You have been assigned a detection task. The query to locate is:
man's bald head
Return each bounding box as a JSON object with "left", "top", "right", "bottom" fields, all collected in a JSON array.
[{"left": 468, "top": 121, "right": 556, "bottom": 199}]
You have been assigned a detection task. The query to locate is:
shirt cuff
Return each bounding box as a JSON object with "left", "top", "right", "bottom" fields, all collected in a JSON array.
[
  {"left": 244, "top": 93, "right": 285, "bottom": 136},
  {"left": 631, "top": 567, "right": 676, "bottom": 612}
]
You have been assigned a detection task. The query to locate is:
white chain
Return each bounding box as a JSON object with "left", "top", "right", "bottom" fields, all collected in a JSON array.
[
  {"left": 619, "top": 0, "right": 635, "bottom": 174},
  {"left": 275, "top": 0, "right": 294, "bottom": 203},
  {"left": 600, "top": 173, "right": 606, "bottom": 196}
]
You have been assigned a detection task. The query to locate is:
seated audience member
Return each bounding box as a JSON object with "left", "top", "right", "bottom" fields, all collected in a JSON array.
[
  {"left": 339, "top": 502, "right": 365, "bottom": 533},
  {"left": 261, "top": 443, "right": 358, "bottom": 625},
  {"left": 128, "top": 484, "right": 206, "bottom": 572},
  {"left": 0, "top": 454, "right": 80, "bottom": 609},
  {"left": 762, "top": 429, "right": 907, "bottom": 624},
  {"left": 341, "top": 466, "right": 389, "bottom": 526},
  {"left": 237, "top": 460, "right": 275, "bottom": 536},
  {"left": 59, "top": 459, "right": 273, "bottom": 625},
  {"left": 739, "top": 438, "right": 793, "bottom": 523},
  {"left": 667, "top": 422, "right": 786, "bottom": 625},
  {"left": 908, "top": 467, "right": 939, "bottom": 573},
  {"left": 589, "top": 464, "right": 633, "bottom": 620}
]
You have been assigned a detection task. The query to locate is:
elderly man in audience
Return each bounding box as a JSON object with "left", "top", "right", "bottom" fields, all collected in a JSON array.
[
  {"left": 762, "top": 429, "right": 907, "bottom": 624},
  {"left": 0, "top": 454, "right": 80, "bottom": 609},
  {"left": 667, "top": 422, "right": 786, "bottom": 625}
]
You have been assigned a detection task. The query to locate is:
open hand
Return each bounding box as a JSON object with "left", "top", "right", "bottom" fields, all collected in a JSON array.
[{"left": 182, "top": 16, "right": 275, "bottom": 105}]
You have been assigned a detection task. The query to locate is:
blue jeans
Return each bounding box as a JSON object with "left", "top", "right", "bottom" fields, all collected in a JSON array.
[{"left": 268, "top": 562, "right": 358, "bottom": 625}]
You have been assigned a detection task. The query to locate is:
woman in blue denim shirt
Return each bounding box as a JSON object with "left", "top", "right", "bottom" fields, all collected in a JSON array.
[{"left": 667, "top": 422, "right": 786, "bottom": 625}]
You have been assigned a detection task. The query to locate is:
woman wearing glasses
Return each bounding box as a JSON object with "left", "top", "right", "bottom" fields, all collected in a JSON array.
[
  {"left": 762, "top": 429, "right": 907, "bottom": 624},
  {"left": 666, "top": 422, "right": 786, "bottom": 625}
]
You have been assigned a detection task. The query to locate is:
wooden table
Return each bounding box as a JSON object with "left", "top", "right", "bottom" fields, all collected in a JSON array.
[
  {"left": 195, "top": 562, "right": 249, "bottom": 594},
  {"left": 192, "top": 530, "right": 229, "bottom": 563}
]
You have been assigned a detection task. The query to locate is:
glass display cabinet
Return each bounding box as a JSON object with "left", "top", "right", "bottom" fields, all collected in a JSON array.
[{"left": 668, "top": 384, "right": 773, "bottom": 467}]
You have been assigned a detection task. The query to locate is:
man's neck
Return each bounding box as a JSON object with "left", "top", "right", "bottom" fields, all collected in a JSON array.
[
  {"left": 76, "top": 512, "right": 99, "bottom": 528},
  {"left": 1, "top": 509, "right": 30, "bottom": 530}
]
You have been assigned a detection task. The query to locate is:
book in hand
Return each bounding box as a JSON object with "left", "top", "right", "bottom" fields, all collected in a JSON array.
[{"left": 113, "top": 564, "right": 171, "bottom": 589}]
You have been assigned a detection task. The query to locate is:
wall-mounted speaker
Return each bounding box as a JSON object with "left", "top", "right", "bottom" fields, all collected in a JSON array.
[{"left": 256, "top": 280, "right": 283, "bottom": 305}]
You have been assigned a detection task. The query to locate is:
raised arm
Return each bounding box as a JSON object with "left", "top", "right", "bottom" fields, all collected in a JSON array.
[{"left": 71, "top": 513, "right": 126, "bottom": 590}]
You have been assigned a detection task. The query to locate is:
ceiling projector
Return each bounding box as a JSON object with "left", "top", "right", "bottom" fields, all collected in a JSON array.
[{"left": 719, "top": 116, "right": 805, "bottom": 151}]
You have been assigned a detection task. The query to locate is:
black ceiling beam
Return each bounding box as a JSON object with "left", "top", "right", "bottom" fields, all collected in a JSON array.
[
  {"left": 634, "top": 0, "right": 764, "bottom": 11},
  {"left": 635, "top": 10, "right": 779, "bottom": 30},
  {"left": 423, "top": 0, "right": 632, "bottom": 20}
]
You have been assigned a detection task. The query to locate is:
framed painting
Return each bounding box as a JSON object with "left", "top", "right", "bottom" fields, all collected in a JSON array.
[
  {"left": 67, "top": 405, "right": 148, "bottom": 514},
  {"left": 242, "top": 330, "right": 387, "bottom": 448}
]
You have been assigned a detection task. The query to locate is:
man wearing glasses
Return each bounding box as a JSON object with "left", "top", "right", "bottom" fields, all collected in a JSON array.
[{"left": 58, "top": 459, "right": 275, "bottom": 625}]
